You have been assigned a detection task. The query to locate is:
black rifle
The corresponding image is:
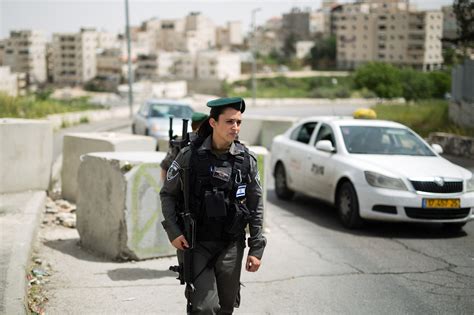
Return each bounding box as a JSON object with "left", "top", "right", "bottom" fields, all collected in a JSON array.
[{"left": 168, "top": 118, "right": 195, "bottom": 314}]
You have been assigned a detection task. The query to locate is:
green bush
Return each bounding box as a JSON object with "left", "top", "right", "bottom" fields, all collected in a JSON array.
[
  {"left": 353, "top": 62, "right": 403, "bottom": 98},
  {"left": 373, "top": 100, "right": 474, "bottom": 137},
  {"left": 0, "top": 93, "right": 101, "bottom": 118},
  {"left": 353, "top": 63, "right": 451, "bottom": 100}
]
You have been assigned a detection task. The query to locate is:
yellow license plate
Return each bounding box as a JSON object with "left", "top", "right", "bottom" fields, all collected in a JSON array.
[{"left": 423, "top": 199, "right": 460, "bottom": 208}]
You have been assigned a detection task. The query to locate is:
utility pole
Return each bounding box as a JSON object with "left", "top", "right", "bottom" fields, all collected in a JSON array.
[
  {"left": 125, "top": 0, "right": 134, "bottom": 118},
  {"left": 251, "top": 8, "right": 261, "bottom": 107}
]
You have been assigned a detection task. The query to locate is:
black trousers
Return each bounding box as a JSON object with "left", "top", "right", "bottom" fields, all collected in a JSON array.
[{"left": 178, "top": 240, "right": 245, "bottom": 315}]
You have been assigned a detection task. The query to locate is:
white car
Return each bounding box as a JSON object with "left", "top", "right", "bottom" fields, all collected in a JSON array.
[{"left": 271, "top": 116, "right": 474, "bottom": 230}]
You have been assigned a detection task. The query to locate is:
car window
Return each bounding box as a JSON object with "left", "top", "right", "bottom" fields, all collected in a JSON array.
[
  {"left": 139, "top": 104, "right": 149, "bottom": 116},
  {"left": 149, "top": 104, "right": 193, "bottom": 119},
  {"left": 315, "top": 124, "right": 336, "bottom": 147},
  {"left": 340, "top": 126, "right": 435, "bottom": 156},
  {"left": 290, "top": 122, "right": 317, "bottom": 144}
]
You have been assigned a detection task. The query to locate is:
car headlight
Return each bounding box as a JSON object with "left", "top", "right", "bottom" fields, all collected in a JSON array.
[
  {"left": 467, "top": 175, "right": 474, "bottom": 192},
  {"left": 364, "top": 171, "right": 407, "bottom": 190}
]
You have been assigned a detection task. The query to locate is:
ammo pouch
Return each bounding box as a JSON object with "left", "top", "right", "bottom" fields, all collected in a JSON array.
[
  {"left": 204, "top": 188, "right": 227, "bottom": 217},
  {"left": 226, "top": 202, "right": 250, "bottom": 236}
]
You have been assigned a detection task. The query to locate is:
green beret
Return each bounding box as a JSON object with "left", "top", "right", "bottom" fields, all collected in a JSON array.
[
  {"left": 206, "top": 97, "right": 246, "bottom": 113},
  {"left": 191, "top": 112, "right": 208, "bottom": 122}
]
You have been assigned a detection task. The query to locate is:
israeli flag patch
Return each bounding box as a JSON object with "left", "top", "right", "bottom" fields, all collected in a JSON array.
[{"left": 236, "top": 184, "right": 247, "bottom": 198}]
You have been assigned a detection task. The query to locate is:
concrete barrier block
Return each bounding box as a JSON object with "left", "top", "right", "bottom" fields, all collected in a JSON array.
[
  {"left": 61, "top": 132, "right": 156, "bottom": 202},
  {"left": 76, "top": 151, "right": 175, "bottom": 260},
  {"left": 239, "top": 116, "right": 263, "bottom": 145},
  {"left": 0, "top": 118, "right": 52, "bottom": 193},
  {"left": 260, "top": 118, "right": 296, "bottom": 149}
]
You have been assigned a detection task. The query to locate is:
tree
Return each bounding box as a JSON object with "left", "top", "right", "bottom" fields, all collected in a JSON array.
[
  {"left": 353, "top": 62, "right": 403, "bottom": 98},
  {"left": 282, "top": 33, "right": 297, "bottom": 61},
  {"left": 307, "top": 36, "right": 336, "bottom": 70},
  {"left": 399, "top": 69, "right": 433, "bottom": 101},
  {"left": 453, "top": 0, "right": 474, "bottom": 56}
]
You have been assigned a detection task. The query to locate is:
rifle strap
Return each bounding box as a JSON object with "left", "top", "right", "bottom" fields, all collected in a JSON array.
[{"left": 192, "top": 242, "right": 231, "bottom": 282}]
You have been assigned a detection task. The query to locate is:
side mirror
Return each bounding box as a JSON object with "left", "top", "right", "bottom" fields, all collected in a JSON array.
[
  {"left": 431, "top": 143, "right": 443, "bottom": 154},
  {"left": 315, "top": 140, "right": 336, "bottom": 153}
]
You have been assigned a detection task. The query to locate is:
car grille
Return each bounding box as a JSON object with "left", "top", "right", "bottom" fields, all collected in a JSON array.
[
  {"left": 404, "top": 207, "right": 471, "bottom": 220},
  {"left": 410, "top": 180, "right": 463, "bottom": 193}
]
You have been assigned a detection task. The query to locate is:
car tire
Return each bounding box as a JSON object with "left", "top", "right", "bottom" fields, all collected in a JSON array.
[
  {"left": 337, "top": 181, "right": 363, "bottom": 229},
  {"left": 274, "top": 163, "right": 294, "bottom": 200},
  {"left": 442, "top": 222, "right": 466, "bottom": 232}
]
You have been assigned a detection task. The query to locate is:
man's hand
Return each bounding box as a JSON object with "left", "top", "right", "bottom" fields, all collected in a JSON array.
[
  {"left": 246, "top": 255, "right": 261, "bottom": 272},
  {"left": 171, "top": 235, "right": 189, "bottom": 250}
]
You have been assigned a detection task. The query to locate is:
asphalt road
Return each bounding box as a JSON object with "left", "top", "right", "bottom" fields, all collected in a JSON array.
[{"left": 35, "top": 182, "right": 474, "bottom": 314}]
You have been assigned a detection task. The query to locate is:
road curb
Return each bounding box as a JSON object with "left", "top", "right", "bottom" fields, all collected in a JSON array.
[{"left": 2, "top": 191, "right": 46, "bottom": 315}]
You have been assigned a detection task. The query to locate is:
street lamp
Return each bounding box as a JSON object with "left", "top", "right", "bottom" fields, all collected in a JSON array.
[
  {"left": 251, "top": 8, "right": 261, "bottom": 107},
  {"left": 125, "top": 0, "right": 134, "bottom": 118}
]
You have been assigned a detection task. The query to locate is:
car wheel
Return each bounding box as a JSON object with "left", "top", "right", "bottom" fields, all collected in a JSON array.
[
  {"left": 337, "top": 181, "right": 363, "bottom": 229},
  {"left": 131, "top": 124, "right": 136, "bottom": 134},
  {"left": 274, "top": 163, "right": 294, "bottom": 200},
  {"left": 442, "top": 222, "right": 466, "bottom": 232}
]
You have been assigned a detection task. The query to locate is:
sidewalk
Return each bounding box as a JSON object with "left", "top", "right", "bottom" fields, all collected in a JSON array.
[{"left": 0, "top": 191, "right": 46, "bottom": 314}]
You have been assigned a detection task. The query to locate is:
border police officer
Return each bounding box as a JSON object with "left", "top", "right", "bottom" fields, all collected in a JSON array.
[{"left": 160, "top": 97, "right": 266, "bottom": 314}]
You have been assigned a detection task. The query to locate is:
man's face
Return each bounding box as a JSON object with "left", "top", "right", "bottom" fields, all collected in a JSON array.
[{"left": 210, "top": 107, "right": 242, "bottom": 145}]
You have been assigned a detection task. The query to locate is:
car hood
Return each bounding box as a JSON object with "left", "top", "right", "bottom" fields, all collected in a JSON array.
[{"left": 351, "top": 154, "right": 471, "bottom": 180}]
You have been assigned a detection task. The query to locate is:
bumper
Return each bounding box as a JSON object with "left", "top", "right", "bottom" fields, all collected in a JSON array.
[
  {"left": 357, "top": 186, "right": 474, "bottom": 223},
  {"left": 149, "top": 130, "right": 169, "bottom": 140}
]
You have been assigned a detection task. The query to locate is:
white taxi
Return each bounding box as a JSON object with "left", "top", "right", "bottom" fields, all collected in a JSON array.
[{"left": 271, "top": 116, "right": 474, "bottom": 230}]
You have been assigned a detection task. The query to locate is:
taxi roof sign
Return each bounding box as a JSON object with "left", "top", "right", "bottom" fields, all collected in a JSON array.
[{"left": 353, "top": 108, "right": 377, "bottom": 119}]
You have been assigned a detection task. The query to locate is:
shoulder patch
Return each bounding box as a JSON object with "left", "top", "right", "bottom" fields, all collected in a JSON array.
[{"left": 166, "top": 160, "right": 181, "bottom": 181}]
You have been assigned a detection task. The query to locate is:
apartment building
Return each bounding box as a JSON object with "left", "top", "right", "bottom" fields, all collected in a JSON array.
[
  {"left": 0, "top": 40, "right": 5, "bottom": 64},
  {"left": 135, "top": 51, "right": 194, "bottom": 80},
  {"left": 255, "top": 17, "right": 284, "bottom": 55},
  {"left": 185, "top": 12, "right": 216, "bottom": 49},
  {"left": 333, "top": 0, "right": 443, "bottom": 70},
  {"left": 216, "top": 21, "right": 243, "bottom": 48},
  {"left": 52, "top": 28, "right": 98, "bottom": 85},
  {"left": 0, "top": 66, "right": 19, "bottom": 96},
  {"left": 442, "top": 5, "right": 457, "bottom": 41},
  {"left": 96, "top": 48, "right": 123, "bottom": 79},
  {"left": 173, "top": 53, "right": 195, "bottom": 79},
  {"left": 196, "top": 51, "right": 240, "bottom": 80},
  {"left": 282, "top": 8, "right": 312, "bottom": 40},
  {"left": 1, "top": 30, "right": 47, "bottom": 84}
]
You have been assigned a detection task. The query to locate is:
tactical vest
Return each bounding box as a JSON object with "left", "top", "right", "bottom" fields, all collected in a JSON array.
[{"left": 188, "top": 140, "right": 251, "bottom": 241}]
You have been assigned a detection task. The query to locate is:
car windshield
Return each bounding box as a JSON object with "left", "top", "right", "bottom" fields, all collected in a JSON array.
[
  {"left": 340, "top": 126, "right": 435, "bottom": 156},
  {"left": 149, "top": 104, "right": 193, "bottom": 119}
]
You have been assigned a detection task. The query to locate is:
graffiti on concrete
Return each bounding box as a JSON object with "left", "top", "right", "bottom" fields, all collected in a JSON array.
[{"left": 126, "top": 163, "right": 175, "bottom": 259}]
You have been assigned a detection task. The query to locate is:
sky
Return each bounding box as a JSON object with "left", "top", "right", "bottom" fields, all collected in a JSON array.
[{"left": 0, "top": 0, "right": 454, "bottom": 39}]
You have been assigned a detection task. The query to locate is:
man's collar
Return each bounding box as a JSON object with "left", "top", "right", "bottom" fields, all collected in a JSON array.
[{"left": 197, "top": 135, "right": 243, "bottom": 156}]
